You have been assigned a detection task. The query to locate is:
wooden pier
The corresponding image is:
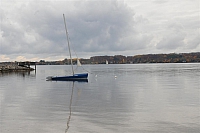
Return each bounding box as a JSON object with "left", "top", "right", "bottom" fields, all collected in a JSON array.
[
  {"left": 0, "top": 62, "right": 36, "bottom": 72},
  {"left": 18, "top": 62, "right": 36, "bottom": 70}
]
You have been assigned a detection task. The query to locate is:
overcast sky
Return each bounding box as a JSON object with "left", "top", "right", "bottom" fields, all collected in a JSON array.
[{"left": 0, "top": 0, "right": 199, "bottom": 61}]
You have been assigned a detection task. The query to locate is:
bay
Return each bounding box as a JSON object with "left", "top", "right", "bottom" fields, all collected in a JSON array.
[{"left": 0, "top": 63, "right": 200, "bottom": 133}]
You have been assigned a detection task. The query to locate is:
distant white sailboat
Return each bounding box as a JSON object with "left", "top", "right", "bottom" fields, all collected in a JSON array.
[
  {"left": 77, "top": 59, "right": 81, "bottom": 66},
  {"left": 106, "top": 60, "right": 108, "bottom": 64}
]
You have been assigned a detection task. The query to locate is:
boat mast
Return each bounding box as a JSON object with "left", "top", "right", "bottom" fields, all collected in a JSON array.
[{"left": 63, "top": 14, "right": 74, "bottom": 75}]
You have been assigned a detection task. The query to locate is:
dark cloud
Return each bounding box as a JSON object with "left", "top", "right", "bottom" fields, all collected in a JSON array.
[
  {"left": 1, "top": 0, "right": 136, "bottom": 55},
  {"left": 64, "top": 0, "right": 136, "bottom": 53}
]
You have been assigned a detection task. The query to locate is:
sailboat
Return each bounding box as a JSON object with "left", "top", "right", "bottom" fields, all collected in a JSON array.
[
  {"left": 106, "top": 60, "right": 108, "bottom": 64},
  {"left": 77, "top": 59, "right": 81, "bottom": 67},
  {"left": 46, "top": 14, "right": 88, "bottom": 81}
]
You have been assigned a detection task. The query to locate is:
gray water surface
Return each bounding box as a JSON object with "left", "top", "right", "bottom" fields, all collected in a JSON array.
[{"left": 0, "top": 63, "right": 200, "bottom": 133}]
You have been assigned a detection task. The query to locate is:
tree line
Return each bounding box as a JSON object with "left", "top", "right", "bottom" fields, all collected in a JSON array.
[
  {"left": 36, "top": 52, "right": 200, "bottom": 65},
  {"left": 2, "top": 52, "right": 199, "bottom": 65}
]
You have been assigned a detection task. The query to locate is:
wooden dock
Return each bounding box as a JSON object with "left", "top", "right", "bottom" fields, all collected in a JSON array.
[{"left": 0, "top": 62, "right": 36, "bottom": 72}]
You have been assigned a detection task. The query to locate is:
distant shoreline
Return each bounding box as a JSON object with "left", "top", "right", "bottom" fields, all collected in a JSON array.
[{"left": 1, "top": 52, "right": 200, "bottom": 65}]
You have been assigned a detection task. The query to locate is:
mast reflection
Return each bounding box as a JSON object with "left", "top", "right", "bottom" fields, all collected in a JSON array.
[{"left": 65, "top": 82, "right": 74, "bottom": 133}]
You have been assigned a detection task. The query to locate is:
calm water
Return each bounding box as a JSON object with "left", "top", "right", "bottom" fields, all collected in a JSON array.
[{"left": 0, "top": 63, "right": 200, "bottom": 133}]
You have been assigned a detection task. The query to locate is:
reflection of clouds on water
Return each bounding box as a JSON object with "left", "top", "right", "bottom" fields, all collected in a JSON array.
[
  {"left": 151, "top": 121, "right": 200, "bottom": 133},
  {"left": 67, "top": 70, "right": 136, "bottom": 132},
  {"left": 0, "top": 71, "right": 35, "bottom": 77},
  {"left": 1, "top": 64, "right": 200, "bottom": 133}
]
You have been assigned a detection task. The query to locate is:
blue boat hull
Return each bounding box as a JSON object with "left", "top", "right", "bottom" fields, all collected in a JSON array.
[{"left": 48, "top": 73, "right": 88, "bottom": 82}]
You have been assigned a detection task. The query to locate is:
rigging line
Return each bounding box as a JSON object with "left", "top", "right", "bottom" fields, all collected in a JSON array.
[
  {"left": 65, "top": 25, "right": 93, "bottom": 75},
  {"left": 69, "top": 39, "right": 94, "bottom": 74},
  {"left": 81, "top": 66, "right": 93, "bottom": 74}
]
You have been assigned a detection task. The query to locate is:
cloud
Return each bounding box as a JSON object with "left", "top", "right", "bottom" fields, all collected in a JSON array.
[
  {"left": 156, "top": 21, "right": 186, "bottom": 50},
  {"left": 0, "top": 0, "right": 199, "bottom": 61},
  {"left": 1, "top": 0, "right": 138, "bottom": 60},
  {"left": 0, "top": 55, "right": 10, "bottom": 61},
  {"left": 65, "top": 0, "right": 137, "bottom": 52},
  {"left": 186, "top": 35, "right": 200, "bottom": 50},
  {"left": 153, "top": 0, "right": 169, "bottom": 4}
]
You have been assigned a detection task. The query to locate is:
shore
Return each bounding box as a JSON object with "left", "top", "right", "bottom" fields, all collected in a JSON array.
[{"left": 0, "top": 64, "right": 34, "bottom": 72}]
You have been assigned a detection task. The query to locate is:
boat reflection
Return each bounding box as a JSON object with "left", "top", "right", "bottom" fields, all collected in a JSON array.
[{"left": 65, "top": 82, "right": 74, "bottom": 133}]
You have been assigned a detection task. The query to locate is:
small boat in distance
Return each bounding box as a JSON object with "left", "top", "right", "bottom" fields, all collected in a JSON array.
[
  {"left": 77, "top": 59, "right": 82, "bottom": 66},
  {"left": 106, "top": 60, "right": 108, "bottom": 64},
  {"left": 46, "top": 14, "right": 88, "bottom": 82}
]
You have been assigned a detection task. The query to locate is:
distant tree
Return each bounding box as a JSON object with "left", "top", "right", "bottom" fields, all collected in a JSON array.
[
  {"left": 40, "top": 60, "right": 45, "bottom": 63},
  {"left": 63, "top": 58, "right": 68, "bottom": 64}
]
